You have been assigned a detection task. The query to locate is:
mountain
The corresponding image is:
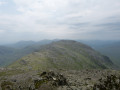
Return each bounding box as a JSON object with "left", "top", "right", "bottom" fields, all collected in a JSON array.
[
  {"left": 0, "top": 46, "right": 17, "bottom": 66},
  {"left": 9, "top": 41, "right": 36, "bottom": 49},
  {"left": 93, "top": 41, "right": 120, "bottom": 67},
  {"left": 0, "top": 46, "right": 15, "bottom": 55},
  {"left": 77, "top": 40, "right": 120, "bottom": 68},
  {"left": 9, "top": 40, "right": 114, "bottom": 70},
  {"left": 77, "top": 40, "right": 117, "bottom": 48},
  {"left": 7, "top": 39, "right": 55, "bottom": 49},
  {"left": 0, "top": 40, "right": 55, "bottom": 67}
]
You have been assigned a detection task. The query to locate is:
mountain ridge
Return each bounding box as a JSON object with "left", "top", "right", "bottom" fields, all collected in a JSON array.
[{"left": 8, "top": 40, "right": 114, "bottom": 70}]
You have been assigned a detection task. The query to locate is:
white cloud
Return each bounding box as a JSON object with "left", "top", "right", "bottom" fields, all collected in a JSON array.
[
  {"left": 0, "top": 0, "right": 120, "bottom": 43},
  {"left": 0, "top": 1, "right": 7, "bottom": 6},
  {"left": 0, "top": 29, "right": 5, "bottom": 33}
]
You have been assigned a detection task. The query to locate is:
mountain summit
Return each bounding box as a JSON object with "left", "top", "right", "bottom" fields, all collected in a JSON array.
[{"left": 9, "top": 40, "right": 114, "bottom": 70}]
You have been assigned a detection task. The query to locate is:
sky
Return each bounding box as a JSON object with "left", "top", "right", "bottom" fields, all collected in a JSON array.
[{"left": 0, "top": 0, "right": 120, "bottom": 44}]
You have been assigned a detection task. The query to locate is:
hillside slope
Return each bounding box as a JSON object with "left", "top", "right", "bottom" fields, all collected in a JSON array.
[
  {"left": 9, "top": 40, "right": 114, "bottom": 70},
  {"left": 94, "top": 42, "right": 120, "bottom": 67},
  {"left": 0, "top": 40, "right": 55, "bottom": 67},
  {"left": 0, "top": 45, "right": 41, "bottom": 67},
  {"left": 0, "top": 46, "right": 17, "bottom": 66}
]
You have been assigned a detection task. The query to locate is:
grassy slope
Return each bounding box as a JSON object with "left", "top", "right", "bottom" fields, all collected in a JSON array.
[
  {"left": 8, "top": 40, "right": 114, "bottom": 70},
  {"left": 0, "top": 44, "right": 43, "bottom": 67}
]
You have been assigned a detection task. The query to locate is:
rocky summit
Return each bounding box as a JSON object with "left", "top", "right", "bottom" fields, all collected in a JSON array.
[{"left": 0, "top": 69, "right": 120, "bottom": 90}]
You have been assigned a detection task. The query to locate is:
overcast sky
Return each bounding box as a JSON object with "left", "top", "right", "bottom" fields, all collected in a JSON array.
[{"left": 0, "top": 0, "right": 120, "bottom": 44}]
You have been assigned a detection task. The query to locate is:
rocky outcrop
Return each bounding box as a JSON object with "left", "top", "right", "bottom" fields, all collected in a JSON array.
[
  {"left": 34, "top": 71, "right": 68, "bottom": 89},
  {"left": 0, "top": 69, "right": 120, "bottom": 90},
  {"left": 93, "top": 74, "right": 120, "bottom": 90}
]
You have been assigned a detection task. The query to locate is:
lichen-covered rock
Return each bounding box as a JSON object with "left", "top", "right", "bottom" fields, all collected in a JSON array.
[
  {"left": 93, "top": 74, "right": 120, "bottom": 90},
  {"left": 0, "top": 69, "right": 120, "bottom": 90},
  {"left": 1, "top": 81, "right": 14, "bottom": 90},
  {"left": 34, "top": 71, "right": 68, "bottom": 89}
]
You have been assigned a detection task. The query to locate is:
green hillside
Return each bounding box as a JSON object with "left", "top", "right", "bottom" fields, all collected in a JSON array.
[
  {"left": 9, "top": 40, "right": 114, "bottom": 70},
  {"left": 0, "top": 40, "right": 54, "bottom": 67},
  {"left": 0, "top": 46, "right": 41, "bottom": 67}
]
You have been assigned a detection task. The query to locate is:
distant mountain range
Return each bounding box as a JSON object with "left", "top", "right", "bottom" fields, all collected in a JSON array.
[
  {"left": 0, "top": 39, "right": 119, "bottom": 70},
  {"left": 0, "top": 40, "right": 56, "bottom": 66},
  {"left": 8, "top": 40, "right": 114, "bottom": 70},
  {"left": 7, "top": 39, "right": 57, "bottom": 48}
]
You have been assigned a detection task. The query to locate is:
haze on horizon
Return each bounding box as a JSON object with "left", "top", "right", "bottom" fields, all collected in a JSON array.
[{"left": 0, "top": 0, "right": 120, "bottom": 44}]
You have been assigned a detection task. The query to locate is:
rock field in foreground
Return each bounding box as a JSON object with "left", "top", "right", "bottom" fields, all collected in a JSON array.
[{"left": 0, "top": 69, "right": 120, "bottom": 90}]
